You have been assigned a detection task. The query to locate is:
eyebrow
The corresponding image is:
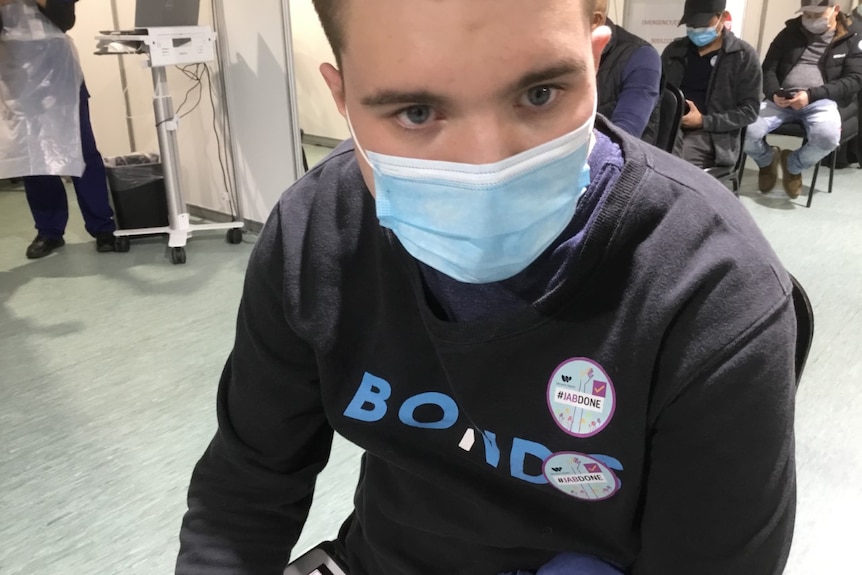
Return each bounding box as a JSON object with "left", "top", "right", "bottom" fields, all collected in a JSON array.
[
  {"left": 360, "top": 89, "right": 453, "bottom": 108},
  {"left": 359, "top": 59, "right": 588, "bottom": 109},
  {"left": 505, "top": 59, "right": 589, "bottom": 95}
]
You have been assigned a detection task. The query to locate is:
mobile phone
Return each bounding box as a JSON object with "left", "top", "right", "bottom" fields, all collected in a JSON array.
[
  {"left": 777, "top": 88, "right": 800, "bottom": 99},
  {"left": 284, "top": 548, "right": 348, "bottom": 575}
]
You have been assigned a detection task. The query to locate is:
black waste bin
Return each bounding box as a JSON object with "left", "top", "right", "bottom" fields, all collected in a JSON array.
[{"left": 104, "top": 153, "right": 169, "bottom": 230}]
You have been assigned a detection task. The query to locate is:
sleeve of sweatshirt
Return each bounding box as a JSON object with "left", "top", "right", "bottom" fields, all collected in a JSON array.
[
  {"left": 176, "top": 205, "right": 334, "bottom": 575},
  {"left": 702, "top": 43, "right": 763, "bottom": 133},
  {"left": 633, "top": 276, "right": 796, "bottom": 574},
  {"left": 38, "top": 0, "right": 76, "bottom": 32},
  {"left": 610, "top": 46, "right": 662, "bottom": 138}
]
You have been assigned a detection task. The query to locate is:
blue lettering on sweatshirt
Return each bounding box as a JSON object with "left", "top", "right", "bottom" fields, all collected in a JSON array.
[{"left": 344, "top": 372, "right": 623, "bottom": 490}]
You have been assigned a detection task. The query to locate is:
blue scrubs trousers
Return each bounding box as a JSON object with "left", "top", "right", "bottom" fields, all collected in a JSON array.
[{"left": 23, "top": 83, "right": 115, "bottom": 239}]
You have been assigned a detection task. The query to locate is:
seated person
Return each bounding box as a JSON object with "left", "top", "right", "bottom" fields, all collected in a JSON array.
[
  {"left": 745, "top": 0, "right": 862, "bottom": 198},
  {"left": 592, "top": 0, "right": 662, "bottom": 143},
  {"left": 176, "top": 1, "right": 797, "bottom": 574},
  {"left": 662, "top": 0, "right": 761, "bottom": 169}
]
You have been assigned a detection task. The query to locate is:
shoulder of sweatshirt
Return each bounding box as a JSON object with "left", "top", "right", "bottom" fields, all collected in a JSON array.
[{"left": 612, "top": 130, "right": 792, "bottom": 318}]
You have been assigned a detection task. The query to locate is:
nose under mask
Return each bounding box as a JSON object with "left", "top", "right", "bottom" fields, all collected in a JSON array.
[{"left": 347, "top": 108, "right": 597, "bottom": 284}]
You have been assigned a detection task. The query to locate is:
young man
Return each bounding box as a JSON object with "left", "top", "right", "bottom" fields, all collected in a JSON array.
[
  {"left": 745, "top": 0, "right": 862, "bottom": 198},
  {"left": 592, "top": 0, "right": 662, "bottom": 142},
  {"left": 661, "top": 0, "right": 762, "bottom": 169},
  {"left": 0, "top": 0, "right": 116, "bottom": 258},
  {"left": 176, "top": 1, "right": 797, "bottom": 574}
]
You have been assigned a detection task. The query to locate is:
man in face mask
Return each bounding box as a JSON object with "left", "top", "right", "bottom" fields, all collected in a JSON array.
[
  {"left": 661, "top": 0, "right": 762, "bottom": 170},
  {"left": 745, "top": 0, "right": 862, "bottom": 198},
  {"left": 176, "top": 1, "right": 796, "bottom": 574}
]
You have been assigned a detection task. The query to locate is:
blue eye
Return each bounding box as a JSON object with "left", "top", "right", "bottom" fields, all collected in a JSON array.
[
  {"left": 397, "top": 105, "right": 434, "bottom": 127},
  {"left": 523, "top": 86, "right": 558, "bottom": 108}
]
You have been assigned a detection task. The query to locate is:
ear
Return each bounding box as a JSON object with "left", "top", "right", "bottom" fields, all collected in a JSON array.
[
  {"left": 591, "top": 25, "right": 612, "bottom": 71},
  {"left": 320, "top": 63, "right": 347, "bottom": 118},
  {"left": 591, "top": 12, "right": 607, "bottom": 31}
]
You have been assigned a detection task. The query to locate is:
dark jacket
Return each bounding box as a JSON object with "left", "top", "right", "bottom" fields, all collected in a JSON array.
[
  {"left": 662, "top": 31, "right": 763, "bottom": 167},
  {"left": 597, "top": 20, "right": 661, "bottom": 144},
  {"left": 0, "top": 0, "right": 76, "bottom": 34},
  {"left": 763, "top": 16, "right": 862, "bottom": 109}
]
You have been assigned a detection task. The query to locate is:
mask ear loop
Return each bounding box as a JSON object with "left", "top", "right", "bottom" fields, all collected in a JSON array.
[{"left": 345, "top": 109, "right": 379, "bottom": 173}]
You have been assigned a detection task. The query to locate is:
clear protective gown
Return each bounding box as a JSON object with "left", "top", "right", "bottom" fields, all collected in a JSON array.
[{"left": 0, "top": 0, "right": 84, "bottom": 178}]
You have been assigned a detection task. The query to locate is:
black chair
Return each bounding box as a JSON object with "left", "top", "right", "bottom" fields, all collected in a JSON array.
[
  {"left": 705, "top": 126, "right": 747, "bottom": 194},
  {"left": 789, "top": 273, "right": 814, "bottom": 388},
  {"left": 655, "top": 83, "right": 685, "bottom": 154},
  {"left": 760, "top": 107, "right": 858, "bottom": 207},
  {"left": 300, "top": 129, "right": 310, "bottom": 172}
]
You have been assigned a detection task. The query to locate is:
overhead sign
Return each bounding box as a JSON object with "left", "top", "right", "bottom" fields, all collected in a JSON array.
[{"left": 624, "top": 0, "right": 748, "bottom": 55}]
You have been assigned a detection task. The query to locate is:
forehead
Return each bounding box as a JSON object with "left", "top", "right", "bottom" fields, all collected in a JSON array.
[
  {"left": 342, "top": 0, "right": 592, "bottom": 66},
  {"left": 340, "top": 0, "right": 592, "bottom": 83}
]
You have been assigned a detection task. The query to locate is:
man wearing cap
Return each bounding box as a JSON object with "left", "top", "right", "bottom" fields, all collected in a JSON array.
[
  {"left": 662, "top": 0, "right": 762, "bottom": 170},
  {"left": 592, "top": 0, "right": 663, "bottom": 142},
  {"left": 744, "top": 0, "right": 862, "bottom": 198}
]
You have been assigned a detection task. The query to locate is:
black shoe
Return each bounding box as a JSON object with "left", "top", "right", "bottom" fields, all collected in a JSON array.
[
  {"left": 96, "top": 233, "right": 116, "bottom": 253},
  {"left": 26, "top": 236, "right": 65, "bottom": 259}
]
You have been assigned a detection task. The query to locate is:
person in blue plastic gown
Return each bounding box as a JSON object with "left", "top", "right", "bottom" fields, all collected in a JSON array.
[{"left": 0, "top": 0, "right": 116, "bottom": 259}]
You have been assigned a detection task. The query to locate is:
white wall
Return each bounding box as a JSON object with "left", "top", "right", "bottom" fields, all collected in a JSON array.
[
  {"left": 68, "top": 0, "right": 235, "bottom": 216},
  {"left": 291, "top": 0, "right": 349, "bottom": 142},
  {"left": 67, "top": 0, "right": 132, "bottom": 156},
  {"left": 68, "top": 0, "right": 303, "bottom": 224},
  {"left": 216, "top": 0, "right": 303, "bottom": 223}
]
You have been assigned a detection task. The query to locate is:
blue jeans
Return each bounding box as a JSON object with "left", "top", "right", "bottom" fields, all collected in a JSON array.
[
  {"left": 744, "top": 99, "right": 842, "bottom": 175},
  {"left": 502, "top": 552, "right": 625, "bottom": 575},
  {"left": 23, "top": 83, "right": 115, "bottom": 239}
]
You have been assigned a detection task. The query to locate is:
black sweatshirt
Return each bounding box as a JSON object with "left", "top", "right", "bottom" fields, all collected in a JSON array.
[
  {"left": 176, "top": 120, "right": 797, "bottom": 575},
  {"left": 0, "top": 0, "right": 75, "bottom": 34}
]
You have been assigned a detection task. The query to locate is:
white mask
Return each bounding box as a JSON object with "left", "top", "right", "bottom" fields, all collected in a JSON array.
[{"left": 802, "top": 14, "right": 831, "bottom": 35}]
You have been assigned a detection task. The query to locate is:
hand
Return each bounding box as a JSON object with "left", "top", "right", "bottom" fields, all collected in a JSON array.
[
  {"left": 0, "top": 0, "right": 19, "bottom": 6},
  {"left": 773, "top": 94, "right": 792, "bottom": 108},
  {"left": 788, "top": 90, "right": 810, "bottom": 111},
  {"left": 681, "top": 99, "right": 704, "bottom": 129}
]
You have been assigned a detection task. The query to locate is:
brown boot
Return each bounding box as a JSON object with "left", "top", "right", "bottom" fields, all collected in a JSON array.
[
  {"left": 780, "top": 149, "right": 803, "bottom": 199},
  {"left": 758, "top": 146, "right": 781, "bottom": 193}
]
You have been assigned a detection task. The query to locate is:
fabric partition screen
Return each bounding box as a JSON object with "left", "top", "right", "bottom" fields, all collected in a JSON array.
[{"left": 213, "top": 0, "right": 304, "bottom": 225}]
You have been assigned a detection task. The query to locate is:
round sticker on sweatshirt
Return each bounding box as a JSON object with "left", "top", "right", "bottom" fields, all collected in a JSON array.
[
  {"left": 547, "top": 358, "right": 615, "bottom": 438},
  {"left": 543, "top": 452, "right": 620, "bottom": 501}
]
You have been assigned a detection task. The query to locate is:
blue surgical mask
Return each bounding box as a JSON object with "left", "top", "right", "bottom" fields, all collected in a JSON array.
[
  {"left": 687, "top": 24, "right": 719, "bottom": 47},
  {"left": 349, "top": 111, "right": 595, "bottom": 284}
]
